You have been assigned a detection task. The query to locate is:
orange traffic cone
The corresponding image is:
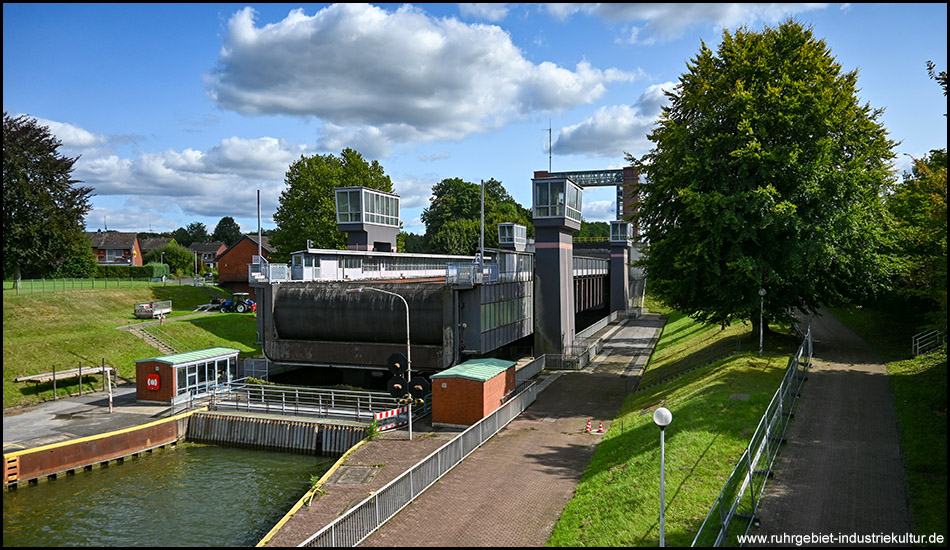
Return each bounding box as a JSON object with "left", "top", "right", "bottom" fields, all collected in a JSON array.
[
  {"left": 585, "top": 420, "right": 592, "bottom": 433},
  {"left": 597, "top": 421, "right": 605, "bottom": 433}
]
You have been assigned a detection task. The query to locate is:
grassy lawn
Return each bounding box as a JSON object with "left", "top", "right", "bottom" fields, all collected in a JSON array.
[
  {"left": 549, "top": 297, "right": 802, "bottom": 547},
  {"left": 827, "top": 306, "right": 947, "bottom": 540},
  {"left": 143, "top": 313, "right": 262, "bottom": 356},
  {"left": 548, "top": 353, "right": 789, "bottom": 547},
  {"left": 640, "top": 312, "right": 799, "bottom": 390},
  {"left": 888, "top": 349, "right": 948, "bottom": 542},
  {"left": 2, "top": 284, "right": 258, "bottom": 409}
]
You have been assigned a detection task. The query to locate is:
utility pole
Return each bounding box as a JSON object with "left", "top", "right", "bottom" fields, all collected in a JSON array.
[
  {"left": 548, "top": 120, "right": 553, "bottom": 172},
  {"left": 479, "top": 179, "right": 485, "bottom": 269}
]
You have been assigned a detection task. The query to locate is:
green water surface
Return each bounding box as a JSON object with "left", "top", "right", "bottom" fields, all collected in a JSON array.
[{"left": 2, "top": 443, "right": 334, "bottom": 547}]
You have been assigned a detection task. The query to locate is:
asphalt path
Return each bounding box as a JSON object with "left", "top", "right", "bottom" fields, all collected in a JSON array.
[{"left": 749, "top": 309, "right": 912, "bottom": 544}]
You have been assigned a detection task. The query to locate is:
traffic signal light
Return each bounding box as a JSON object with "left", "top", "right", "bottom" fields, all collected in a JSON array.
[
  {"left": 387, "top": 375, "right": 407, "bottom": 398},
  {"left": 408, "top": 377, "right": 430, "bottom": 400},
  {"left": 387, "top": 353, "right": 408, "bottom": 377}
]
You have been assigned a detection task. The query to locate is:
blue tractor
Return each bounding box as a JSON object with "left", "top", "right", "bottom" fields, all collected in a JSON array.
[{"left": 221, "top": 292, "right": 256, "bottom": 313}]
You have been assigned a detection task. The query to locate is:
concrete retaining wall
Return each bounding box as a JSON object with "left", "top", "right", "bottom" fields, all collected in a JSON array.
[{"left": 187, "top": 412, "right": 365, "bottom": 456}]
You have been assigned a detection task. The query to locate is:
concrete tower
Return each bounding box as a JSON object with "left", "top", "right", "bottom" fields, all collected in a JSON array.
[{"left": 531, "top": 172, "right": 582, "bottom": 355}]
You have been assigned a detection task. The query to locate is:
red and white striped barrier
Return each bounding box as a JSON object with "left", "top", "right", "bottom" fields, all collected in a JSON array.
[{"left": 375, "top": 406, "right": 410, "bottom": 431}]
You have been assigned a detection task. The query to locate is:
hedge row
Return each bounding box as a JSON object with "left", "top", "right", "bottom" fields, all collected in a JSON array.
[{"left": 94, "top": 262, "right": 170, "bottom": 279}]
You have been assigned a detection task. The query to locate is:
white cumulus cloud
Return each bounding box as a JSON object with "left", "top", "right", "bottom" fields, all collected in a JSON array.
[
  {"left": 206, "top": 4, "right": 635, "bottom": 153},
  {"left": 36, "top": 117, "right": 107, "bottom": 149},
  {"left": 542, "top": 3, "right": 829, "bottom": 44},
  {"left": 459, "top": 3, "right": 510, "bottom": 22},
  {"left": 554, "top": 82, "right": 676, "bottom": 158}
]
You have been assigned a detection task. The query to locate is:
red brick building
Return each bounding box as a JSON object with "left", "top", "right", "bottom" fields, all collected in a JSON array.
[
  {"left": 431, "top": 358, "right": 516, "bottom": 428},
  {"left": 216, "top": 235, "right": 272, "bottom": 300},
  {"left": 86, "top": 231, "right": 143, "bottom": 266}
]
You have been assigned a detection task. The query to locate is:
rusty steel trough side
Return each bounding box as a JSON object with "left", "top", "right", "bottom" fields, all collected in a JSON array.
[{"left": 3, "top": 410, "right": 197, "bottom": 487}]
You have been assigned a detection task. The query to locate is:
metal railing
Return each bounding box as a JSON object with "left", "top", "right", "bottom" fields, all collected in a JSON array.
[
  {"left": 516, "top": 356, "right": 546, "bottom": 385},
  {"left": 691, "top": 325, "right": 813, "bottom": 547},
  {"left": 912, "top": 329, "right": 946, "bottom": 356},
  {"left": 208, "top": 380, "right": 400, "bottom": 423},
  {"left": 299, "top": 381, "right": 539, "bottom": 547},
  {"left": 140, "top": 325, "right": 186, "bottom": 354},
  {"left": 250, "top": 256, "right": 290, "bottom": 283},
  {"left": 446, "top": 263, "right": 500, "bottom": 286},
  {"left": 572, "top": 256, "right": 609, "bottom": 277},
  {"left": 4, "top": 277, "right": 187, "bottom": 295}
]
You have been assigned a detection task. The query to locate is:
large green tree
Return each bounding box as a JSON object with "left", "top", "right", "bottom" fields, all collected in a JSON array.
[
  {"left": 421, "top": 177, "right": 532, "bottom": 255},
  {"left": 632, "top": 21, "right": 898, "bottom": 330},
  {"left": 143, "top": 241, "right": 195, "bottom": 275},
  {"left": 887, "top": 149, "right": 947, "bottom": 323},
  {"left": 270, "top": 148, "right": 393, "bottom": 259},
  {"left": 3, "top": 112, "right": 97, "bottom": 281},
  {"left": 212, "top": 216, "right": 243, "bottom": 246}
]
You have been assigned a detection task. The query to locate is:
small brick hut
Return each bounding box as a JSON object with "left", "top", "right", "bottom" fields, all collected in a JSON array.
[{"left": 431, "top": 358, "right": 516, "bottom": 428}]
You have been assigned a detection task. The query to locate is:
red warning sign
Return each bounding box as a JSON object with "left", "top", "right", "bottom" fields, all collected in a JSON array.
[{"left": 146, "top": 373, "right": 160, "bottom": 391}]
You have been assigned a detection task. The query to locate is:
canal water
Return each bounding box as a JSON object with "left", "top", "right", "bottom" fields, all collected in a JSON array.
[{"left": 2, "top": 443, "right": 335, "bottom": 547}]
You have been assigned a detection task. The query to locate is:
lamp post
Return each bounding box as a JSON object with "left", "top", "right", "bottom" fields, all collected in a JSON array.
[
  {"left": 653, "top": 407, "right": 672, "bottom": 547},
  {"left": 346, "top": 287, "right": 413, "bottom": 440},
  {"left": 758, "top": 288, "right": 767, "bottom": 356}
]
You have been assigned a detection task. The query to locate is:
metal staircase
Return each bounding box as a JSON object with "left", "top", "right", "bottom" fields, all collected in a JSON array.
[{"left": 129, "top": 325, "right": 178, "bottom": 355}]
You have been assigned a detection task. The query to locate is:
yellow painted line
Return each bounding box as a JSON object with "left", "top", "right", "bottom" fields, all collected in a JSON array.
[
  {"left": 256, "top": 439, "right": 368, "bottom": 547},
  {"left": 2, "top": 408, "right": 203, "bottom": 460}
]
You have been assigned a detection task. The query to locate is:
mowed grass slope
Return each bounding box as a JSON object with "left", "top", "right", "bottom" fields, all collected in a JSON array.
[
  {"left": 549, "top": 353, "right": 789, "bottom": 547},
  {"left": 2, "top": 285, "right": 258, "bottom": 409},
  {"left": 549, "top": 302, "right": 799, "bottom": 547}
]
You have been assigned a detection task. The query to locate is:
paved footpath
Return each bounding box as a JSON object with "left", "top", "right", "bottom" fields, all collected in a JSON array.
[
  {"left": 356, "top": 314, "right": 665, "bottom": 547},
  {"left": 749, "top": 310, "right": 912, "bottom": 545}
]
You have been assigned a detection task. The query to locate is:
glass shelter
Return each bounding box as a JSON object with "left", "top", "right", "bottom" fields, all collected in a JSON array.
[
  {"left": 335, "top": 187, "right": 400, "bottom": 228},
  {"left": 533, "top": 177, "right": 583, "bottom": 225},
  {"left": 610, "top": 221, "right": 633, "bottom": 243},
  {"left": 135, "top": 347, "right": 240, "bottom": 405},
  {"left": 335, "top": 186, "right": 401, "bottom": 251},
  {"left": 498, "top": 223, "right": 528, "bottom": 251}
]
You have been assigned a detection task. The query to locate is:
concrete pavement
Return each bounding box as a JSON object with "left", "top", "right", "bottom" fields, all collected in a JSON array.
[
  {"left": 358, "top": 314, "right": 665, "bottom": 547},
  {"left": 3, "top": 385, "right": 171, "bottom": 452}
]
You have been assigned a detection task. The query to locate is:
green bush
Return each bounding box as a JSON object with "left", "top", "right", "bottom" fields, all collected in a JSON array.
[
  {"left": 95, "top": 264, "right": 131, "bottom": 278},
  {"left": 130, "top": 263, "right": 170, "bottom": 279}
]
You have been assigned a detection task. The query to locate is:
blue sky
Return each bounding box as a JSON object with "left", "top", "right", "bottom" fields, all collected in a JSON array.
[{"left": 4, "top": 3, "right": 946, "bottom": 237}]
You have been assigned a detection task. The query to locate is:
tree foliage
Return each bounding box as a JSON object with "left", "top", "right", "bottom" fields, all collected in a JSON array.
[
  {"left": 421, "top": 177, "right": 532, "bottom": 255},
  {"left": 3, "top": 112, "right": 97, "bottom": 280},
  {"left": 887, "top": 148, "right": 947, "bottom": 323},
  {"left": 927, "top": 60, "right": 947, "bottom": 100},
  {"left": 270, "top": 148, "right": 392, "bottom": 260},
  {"left": 576, "top": 220, "right": 610, "bottom": 240},
  {"left": 632, "top": 21, "right": 898, "bottom": 328},
  {"left": 143, "top": 241, "right": 194, "bottom": 275},
  {"left": 186, "top": 221, "right": 210, "bottom": 245},
  {"left": 212, "top": 216, "right": 243, "bottom": 246}
]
